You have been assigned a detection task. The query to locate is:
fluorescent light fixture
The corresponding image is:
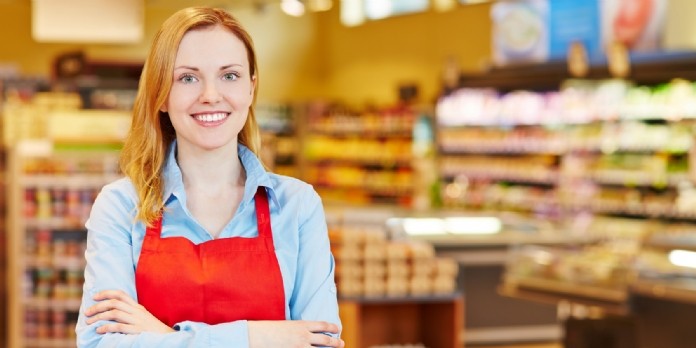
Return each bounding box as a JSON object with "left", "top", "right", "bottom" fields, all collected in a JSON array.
[
  {"left": 445, "top": 217, "right": 502, "bottom": 235},
  {"left": 403, "top": 218, "right": 447, "bottom": 235},
  {"left": 398, "top": 216, "right": 502, "bottom": 236},
  {"left": 307, "top": 0, "right": 333, "bottom": 12},
  {"left": 341, "top": 0, "right": 365, "bottom": 26},
  {"left": 669, "top": 249, "right": 696, "bottom": 269},
  {"left": 281, "top": 0, "right": 306, "bottom": 17},
  {"left": 365, "top": 0, "right": 393, "bottom": 20},
  {"left": 433, "top": 0, "right": 457, "bottom": 12}
]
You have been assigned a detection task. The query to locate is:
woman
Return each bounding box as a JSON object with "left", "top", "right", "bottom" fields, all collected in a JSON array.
[{"left": 76, "top": 7, "right": 343, "bottom": 348}]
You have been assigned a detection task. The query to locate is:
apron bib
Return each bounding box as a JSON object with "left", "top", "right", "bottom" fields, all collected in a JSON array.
[{"left": 135, "top": 187, "right": 285, "bottom": 327}]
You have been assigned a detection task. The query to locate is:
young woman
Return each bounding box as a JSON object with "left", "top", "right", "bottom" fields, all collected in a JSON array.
[{"left": 76, "top": 7, "right": 343, "bottom": 347}]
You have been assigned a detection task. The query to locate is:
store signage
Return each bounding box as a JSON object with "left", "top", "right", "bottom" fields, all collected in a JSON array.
[
  {"left": 492, "top": 0, "right": 667, "bottom": 66},
  {"left": 31, "top": 0, "right": 143, "bottom": 43}
]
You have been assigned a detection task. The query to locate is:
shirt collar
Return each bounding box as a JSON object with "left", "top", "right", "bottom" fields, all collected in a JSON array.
[{"left": 162, "top": 140, "right": 280, "bottom": 210}]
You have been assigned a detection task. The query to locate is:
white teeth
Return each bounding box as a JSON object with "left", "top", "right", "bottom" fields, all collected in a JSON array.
[{"left": 194, "top": 112, "right": 228, "bottom": 122}]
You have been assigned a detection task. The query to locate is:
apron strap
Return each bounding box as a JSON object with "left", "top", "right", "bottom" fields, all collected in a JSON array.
[
  {"left": 254, "top": 186, "right": 272, "bottom": 239},
  {"left": 145, "top": 214, "right": 163, "bottom": 237}
]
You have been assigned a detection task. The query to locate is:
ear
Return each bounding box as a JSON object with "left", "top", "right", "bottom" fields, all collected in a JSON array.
[
  {"left": 160, "top": 104, "right": 168, "bottom": 113},
  {"left": 250, "top": 75, "right": 257, "bottom": 95}
]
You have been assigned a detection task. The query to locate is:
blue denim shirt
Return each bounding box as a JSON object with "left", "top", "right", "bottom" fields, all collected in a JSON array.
[{"left": 76, "top": 141, "right": 340, "bottom": 347}]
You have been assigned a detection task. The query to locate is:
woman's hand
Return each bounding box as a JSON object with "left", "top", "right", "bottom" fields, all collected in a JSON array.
[
  {"left": 248, "top": 320, "right": 344, "bottom": 348},
  {"left": 84, "top": 290, "right": 175, "bottom": 335}
]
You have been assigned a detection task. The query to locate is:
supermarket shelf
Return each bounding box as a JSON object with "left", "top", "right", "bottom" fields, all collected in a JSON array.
[
  {"left": 24, "top": 218, "right": 87, "bottom": 231},
  {"left": 642, "top": 241, "right": 696, "bottom": 252},
  {"left": 411, "top": 232, "right": 593, "bottom": 249},
  {"left": 24, "top": 338, "right": 75, "bottom": 348},
  {"left": 455, "top": 51, "right": 696, "bottom": 92},
  {"left": 340, "top": 292, "right": 462, "bottom": 304},
  {"left": 440, "top": 144, "right": 563, "bottom": 155},
  {"left": 24, "top": 298, "right": 81, "bottom": 311},
  {"left": 308, "top": 128, "right": 413, "bottom": 138},
  {"left": 589, "top": 171, "right": 688, "bottom": 188},
  {"left": 630, "top": 278, "right": 696, "bottom": 305},
  {"left": 499, "top": 277, "right": 629, "bottom": 315},
  {"left": 22, "top": 174, "right": 120, "bottom": 189},
  {"left": 315, "top": 183, "right": 413, "bottom": 196},
  {"left": 306, "top": 157, "right": 413, "bottom": 167},
  {"left": 441, "top": 171, "right": 559, "bottom": 186},
  {"left": 25, "top": 256, "right": 85, "bottom": 270}
]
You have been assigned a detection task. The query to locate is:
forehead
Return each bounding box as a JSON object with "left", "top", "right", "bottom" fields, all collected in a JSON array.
[{"left": 175, "top": 25, "right": 248, "bottom": 65}]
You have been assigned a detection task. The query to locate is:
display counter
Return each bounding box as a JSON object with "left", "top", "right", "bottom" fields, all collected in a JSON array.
[
  {"left": 339, "top": 293, "right": 463, "bottom": 348},
  {"left": 387, "top": 212, "right": 576, "bottom": 345},
  {"left": 629, "top": 278, "right": 696, "bottom": 348}
]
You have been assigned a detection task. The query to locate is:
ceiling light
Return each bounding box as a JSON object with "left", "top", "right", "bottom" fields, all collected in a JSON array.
[
  {"left": 307, "top": 0, "right": 332, "bottom": 12},
  {"left": 281, "top": 0, "right": 305, "bottom": 17},
  {"left": 433, "top": 0, "right": 456, "bottom": 12},
  {"left": 340, "top": 0, "right": 365, "bottom": 26}
]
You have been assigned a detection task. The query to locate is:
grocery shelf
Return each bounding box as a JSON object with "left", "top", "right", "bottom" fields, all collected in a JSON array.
[
  {"left": 308, "top": 128, "right": 413, "bottom": 138},
  {"left": 305, "top": 157, "right": 413, "bottom": 167},
  {"left": 24, "top": 219, "right": 87, "bottom": 231},
  {"left": 25, "top": 256, "right": 85, "bottom": 270},
  {"left": 499, "top": 277, "right": 629, "bottom": 315},
  {"left": 589, "top": 171, "right": 687, "bottom": 188},
  {"left": 440, "top": 145, "right": 563, "bottom": 155},
  {"left": 24, "top": 338, "right": 76, "bottom": 348},
  {"left": 440, "top": 170, "right": 559, "bottom": 186},
  {"left": 7, "top": 143, "right": 119, "bottom": 348},
  {"left": 340, "top": 292, "right": 462, "bottom": 304},
  {"left": 339, "top": 293, "right": 463, "bottom": 348},
  {"left": 22, "top": 174, "right": 120, "bottom": 189},
  {"left": 24, "top": 298, "right": 81, "bottom": 311},
  {"left": 630, "top": 278, "right": 696, "bottom": 305}
]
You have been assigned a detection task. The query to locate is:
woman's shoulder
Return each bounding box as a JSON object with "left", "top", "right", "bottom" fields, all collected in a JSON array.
[
  {"left": 267, "top": 172, "right": 320, "bottom": 201},
  {"left": 95, "top": 177, "right": 138, "bottom": 209}
]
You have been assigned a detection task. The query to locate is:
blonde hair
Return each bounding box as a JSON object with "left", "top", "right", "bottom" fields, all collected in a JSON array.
[{"left": 120, "top": 7, "right": 262, "bottom": 226}]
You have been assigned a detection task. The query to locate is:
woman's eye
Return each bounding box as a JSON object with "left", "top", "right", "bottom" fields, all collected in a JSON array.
[
  {"left": 178, "top": 74, "right": 198, "bottom": 84},
  {"left": 222, "top": 72, "right": 239, "bottom": 81}
]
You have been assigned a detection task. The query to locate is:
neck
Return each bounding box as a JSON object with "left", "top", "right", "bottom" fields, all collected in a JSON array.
[{"left": 176, "top": 143, "right": 245, "bottom": 191}]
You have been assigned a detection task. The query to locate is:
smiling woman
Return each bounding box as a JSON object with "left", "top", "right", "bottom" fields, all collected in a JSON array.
[{"left": 74, "top": 7, "right": 343, "bottom": 348}]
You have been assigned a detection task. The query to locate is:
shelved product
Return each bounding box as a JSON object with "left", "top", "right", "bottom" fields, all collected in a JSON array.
[
  {"left": 438, "top": 78, "right": 696, "bottom": 219},
  {"left": 256, "top": 102, "right": 300, "bottom": 178},
  {"left": 1, "top": 77, "right": 52, "bottom": 348},
  {"left": 437, "top": 55, "right": 696, "bottom": 344},
  {"left": 325, "top": 211, "right": 462, "bottom": 348},
  {"left": 330, "top": 225, "right": 458, "bottom": 298},
  {"left": 7, "top": 145, "right": 121, "bottom": 348},
  {"left": 303, "top": 104, "right": 416, "bottom": 207},
  {"left": 4, "top": 92, "right": 129, "bottom": 348}
]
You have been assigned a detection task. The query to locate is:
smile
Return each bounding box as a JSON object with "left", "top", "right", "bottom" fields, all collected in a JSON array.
[{"left": 193, "top": 112, "right": 229, "bottom": 122}]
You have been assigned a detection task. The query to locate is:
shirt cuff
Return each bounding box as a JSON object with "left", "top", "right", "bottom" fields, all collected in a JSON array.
[{"left": 175, "top": 320, "right": 250, "bottom": 348}]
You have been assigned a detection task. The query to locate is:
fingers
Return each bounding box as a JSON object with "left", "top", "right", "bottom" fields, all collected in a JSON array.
[
  {"left": 92, "top": 290, "right": 139, "bottom": 306},
  {"left": 309, "top": 333, "right": 344, "bottom": 348},
  {"left": 96, "top": 322, "right": 138, "bottom": 335},
  {"left": 85, "top": 306, "right": 135, "bottom": 325},
  {"left": 85, "top": 298, "right": 137, "bottom": 318},
  {"left": 302, "top": 320, "right": 340, "bottom": 334}
]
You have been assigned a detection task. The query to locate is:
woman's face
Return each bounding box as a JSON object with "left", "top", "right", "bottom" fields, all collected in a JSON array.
[{"left": 162, "top": 25, "right": 255, "bottom": 152}]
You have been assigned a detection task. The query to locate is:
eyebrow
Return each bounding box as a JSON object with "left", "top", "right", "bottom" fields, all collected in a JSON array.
[{"left": 174, "top": 64, "right": 244, "bottom": 71}]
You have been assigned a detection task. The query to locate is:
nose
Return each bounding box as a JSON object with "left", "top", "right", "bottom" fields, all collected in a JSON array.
[{"left": 199, "top": 81, "right": 222, "bottom": 104}]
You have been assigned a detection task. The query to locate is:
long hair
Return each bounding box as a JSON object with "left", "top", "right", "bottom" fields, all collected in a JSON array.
[{"left": 120, "top": 7, "right": 262, "bottom": 226}]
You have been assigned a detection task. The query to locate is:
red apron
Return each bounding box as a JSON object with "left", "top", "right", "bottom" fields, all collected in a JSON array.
[{"left": 135, "top": 187, "right": 286, "bottom": 327}]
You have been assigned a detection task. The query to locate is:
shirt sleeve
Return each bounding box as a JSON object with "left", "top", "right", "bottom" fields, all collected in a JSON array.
[
  {"left": 75, "top": 184, "right": 251, "bottom": 348},
  {"left": 289, "top": 187, "right": 342, "bottom": 337}
]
